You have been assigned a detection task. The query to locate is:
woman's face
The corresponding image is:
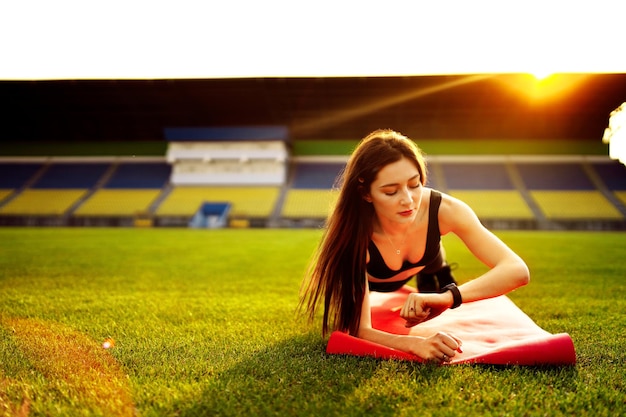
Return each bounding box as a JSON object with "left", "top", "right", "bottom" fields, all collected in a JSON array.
[{"left": 364, "top": 157, "right": 422, "bottom": 225}]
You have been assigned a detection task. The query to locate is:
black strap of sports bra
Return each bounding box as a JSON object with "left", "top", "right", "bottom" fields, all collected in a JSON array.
[{"left": 427, "top": 190, "right": 442, "bottom": 237}]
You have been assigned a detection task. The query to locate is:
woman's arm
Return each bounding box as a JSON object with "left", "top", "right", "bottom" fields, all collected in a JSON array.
[
  {"left": 442, "top": 193, "right": 530, "bottom": 297},
  {"left": 357, "top": 276, "right": 462, "bottom": 361},
  {"left": 402, "top": 193, "right": 530, "bottom": 325}
]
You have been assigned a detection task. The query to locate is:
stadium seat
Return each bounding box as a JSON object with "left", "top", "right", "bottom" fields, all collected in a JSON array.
[
  {"left": 0, "top": 189, "right": 87, "bottom": 215},
  {"left": 32, "top": 163, "right": 111, "bottom": 189},
  {"left": 439, "top": 162, "right": 533, "bottom": 220},
  {"left": 448, "top": 190, "right": 534, "bottom": 219},
  {"left": 591, "top": 161, "right": 626, "bottom": 191},
  {"left": 0, "top": 189, "right": 14, "bottom": 204},
  {"left": 530, "top": 191, "right": 622, "bottom": 219},
  {"left": 0, "top": 163, "right": 101, "bottom": 216},
  {"left": 516, "top": 162, "right": 595, "bottom": 190},
  {"left": 65, "top": 162, "right": 171, "bottom": 216},
  {"left": 291, "top": 162, "right": 344, "bottom": 189},
  {"left": 442, "top": 163, "right": 514, "bottom": 190},
  {"left": 74, "top": 189, "right": 162, "bottom": 216},
  {"left": 282, "top": 189, "right": 339, "bottom": 218},
  {"left": 156, "top": 186, "right": 280, "bottom": 218},
  {"left": 0, "top": 163, "right": 44, "bottom": 189},
  {"left": 281, "top": 162, "right": 344, "bottom": 219},
  {"left": 104, "top": 162, "right": 171, "bottom": 189},
  {"left": 616, "top": 191, "right": 626, "bottom": 207}
]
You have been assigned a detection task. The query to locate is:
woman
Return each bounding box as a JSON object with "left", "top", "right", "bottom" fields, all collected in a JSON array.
[{"left": 300, "top": 129, "right": 529, "bottom": 362}]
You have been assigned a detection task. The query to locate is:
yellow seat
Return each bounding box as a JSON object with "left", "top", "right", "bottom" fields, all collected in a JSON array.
[
  {"left": 530, "top": 191, "right": 623, "bottom": 219},
  {"left": 448, "top": 190, "right": 534, "bottom": 219},
  {"left": 282, "top": 189, "right": 339, "bottom": 218},
  {"left": 0, "top": 189, "right": 86, "bottom": 215},
  {"left": 156, "top": 186, "right": 279, "bottom": 217},
  {"left": 615, "top": 191, "right": 626, "bottom": 208},
  {"left": 0, "top": 189, "right": 14, "bottom": 204},
  {"left": 75, "top": 189, "right": 161, "bottom": 216}
]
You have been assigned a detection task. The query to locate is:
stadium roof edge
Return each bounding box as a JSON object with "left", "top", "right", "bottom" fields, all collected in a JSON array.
[
  {"left": 0, "top": 155, "right": 617, "bottom": 164},
  {"left": 292, "top": 155, "right": 615, "bottom": 163}
]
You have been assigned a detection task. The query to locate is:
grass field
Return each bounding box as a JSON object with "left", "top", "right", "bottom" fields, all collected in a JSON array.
[{"left": 0, "top": 228, "right": 624, "bottom": 416}]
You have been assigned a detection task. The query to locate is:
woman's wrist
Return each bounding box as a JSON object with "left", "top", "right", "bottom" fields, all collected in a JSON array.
[
  {"left": 398, "top": 334, "right": 426, "bottom": 356},
  {"left": 438, "top": 290, "right": 455, "bottom": 309},
  {"left": 441, "top": 283, "right": 462, "bottom": 309}
]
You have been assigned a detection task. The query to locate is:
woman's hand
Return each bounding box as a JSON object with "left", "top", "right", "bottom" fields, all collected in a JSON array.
[
  {"left": 405, "top": 332, "right": 463, "bottom": 363},
  {"left": 400, "top": 292, "right": 453, "bottom": 327}
]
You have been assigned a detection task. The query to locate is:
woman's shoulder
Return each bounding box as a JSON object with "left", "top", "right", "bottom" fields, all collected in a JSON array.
[
  {"left": 434, "top": 190, "right": 481, "bottom": 234},
  {"left": 431, "top": 189, "right": 468, "bottom": 208}
]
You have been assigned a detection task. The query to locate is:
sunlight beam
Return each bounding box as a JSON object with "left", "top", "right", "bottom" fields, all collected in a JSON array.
[{"left": 291, "top": 74, "right": 495, "bottom": 136}]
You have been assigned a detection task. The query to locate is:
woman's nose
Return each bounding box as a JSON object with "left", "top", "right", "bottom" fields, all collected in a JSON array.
[{"left": 400, "top": 188, "right": 413, "bottom": 205}]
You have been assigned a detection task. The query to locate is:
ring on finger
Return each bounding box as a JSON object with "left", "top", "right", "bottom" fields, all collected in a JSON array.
[{"left": 442, "top": 354, "right": 449, "bottom": 362}]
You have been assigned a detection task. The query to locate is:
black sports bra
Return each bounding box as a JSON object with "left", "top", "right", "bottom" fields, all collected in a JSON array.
[{"left": 366, "top": 190, "right": 442, "bottom": 280}]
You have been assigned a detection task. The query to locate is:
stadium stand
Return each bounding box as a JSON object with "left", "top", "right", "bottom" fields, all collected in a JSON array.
[
  {"left": 0, "top": 162, "right": 109, "bottom": 217},
  {"left": 438, "top": 161, "right": 535, "bottom": 223},
  {"left": 0, "top": 189, "right": 87, "bottom": 216},
  {"left": 104, "top": 162, "right": 171, "bottom": 189},
  {"left": 0, "top": 162, "right": 44, "bottom": 209},
  {"left": 31, "top": 162, "right": 110, "bottom": 189},
  {"left": 281, "top": 189, "right": 339, "bottom": 220},
  {"left": 592, "top": 160, "right": 626, "bottom": 190},
  {"left": 0, "top": 142, "right": 624, "bottom": 230},
  {"left": 441, "top": 162, "right": 515, "bottom": 190},
  {"left": 165, "top": 126, "right": 288, "bottom": 186},
  {"left": 516, "top": 161, "right": 623, "bottom": 221},
  {"left": 74, "top": 189, "right": 163, "bottom": 217},
  {"left": 159, "top": 126, "right": 288, "bottom": 227},
  {"left": 73, "top": 160, "right": 171, "bottom": 225},
  {"left": 0, "top": 189, "right": 13, "bottom": 204},
  {"left": 289, "top": 162, "right": 344, "bottom": 189},
  {"left": 281, "top": 161, "right": 343, "bottom": 222},
  {"left": 591, "top": 160, "right": 626, "bottom": 209},
  {"left": 155, "top": 186, "right": 280, "bottom": 226},
  {"left": 0, "top": 162, "right": 45, "bottom": 189}
]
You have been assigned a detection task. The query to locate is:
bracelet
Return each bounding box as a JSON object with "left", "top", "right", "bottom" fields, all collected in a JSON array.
[{"left": 442, "top": 283, "right": 462, "bottom": 309}]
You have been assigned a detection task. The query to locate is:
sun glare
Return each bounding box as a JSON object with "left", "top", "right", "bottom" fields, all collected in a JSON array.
[
  {"left": 496, "top": 73, "right": 591, "bottom": 104},
  {"left": 530, "top": 71, "right": 554, "bottom": 81}
]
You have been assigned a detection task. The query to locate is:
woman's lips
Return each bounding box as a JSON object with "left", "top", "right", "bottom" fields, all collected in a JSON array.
[{"left": 399, "top": 209, "right": 413, "bottom": 217}]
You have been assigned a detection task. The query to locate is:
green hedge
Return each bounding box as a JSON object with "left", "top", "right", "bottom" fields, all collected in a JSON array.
[{"left": 1, "top": 139, "right": 608, "bottom": 157}]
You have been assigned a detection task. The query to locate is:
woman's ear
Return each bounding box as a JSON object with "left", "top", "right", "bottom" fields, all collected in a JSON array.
[{"left": 358, "top": 178, "right": 372, "bottom": 202}]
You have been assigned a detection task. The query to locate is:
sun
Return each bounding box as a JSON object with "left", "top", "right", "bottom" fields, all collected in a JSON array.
[
  {"left": 529, "top": 70, "right": 554, "bottom": 81},
  {"left": 495, "top": 72, "right": 591, "bottom": 104}
]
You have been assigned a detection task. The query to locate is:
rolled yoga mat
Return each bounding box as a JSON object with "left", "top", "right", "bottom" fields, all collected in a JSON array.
[{"left": 326, "top": 287, "right": 576, "bottom": 365}]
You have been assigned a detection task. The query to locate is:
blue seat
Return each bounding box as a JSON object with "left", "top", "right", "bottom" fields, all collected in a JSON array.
[
  {"left": 32, "top": 163, "right": 110, "bottom": 189},
  {"left": 443, "top": 163, "right": 513, "bottom": 190},
  {"left": 291, "top": 163, "right": 345, "bottom": 189},
  {"left": 516, "top": 163, "right": 594, "bottom": 190},
  {"left": 0, "top": 163, "right": 43, "bottom": 188},
  {"left": 592, "top": 161, "right": 626, "bottom": 191},
  {"left": 105, "top": 163, "right": 171, "bottom": 189}
]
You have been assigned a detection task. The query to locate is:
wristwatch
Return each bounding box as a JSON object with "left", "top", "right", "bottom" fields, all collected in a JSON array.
[{"left": 442, "top": 283, "right": 462, "bottom": 309}]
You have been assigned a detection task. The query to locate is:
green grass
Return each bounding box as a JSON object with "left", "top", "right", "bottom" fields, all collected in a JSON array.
[
  {"left": 0, "top": 141, "right": 168, "bottom": 157},
  {"left": 0, "top": 228, "right": 624, "bottom": 416},
  {"left": 1, "top": 138, "right": 609, "bottom": 157},
  {"left": 292, "top": 139, "right": 610, "bottom": 156}
]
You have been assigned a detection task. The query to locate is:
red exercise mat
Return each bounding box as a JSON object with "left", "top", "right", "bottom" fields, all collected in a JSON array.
[{"left": 326, "top": 287, "right": 576, "bottom": 365}]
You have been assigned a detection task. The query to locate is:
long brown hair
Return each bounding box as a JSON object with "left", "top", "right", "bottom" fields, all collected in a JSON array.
[{"left": 299, "top": 129, "right": 427, "bottom": 336}]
